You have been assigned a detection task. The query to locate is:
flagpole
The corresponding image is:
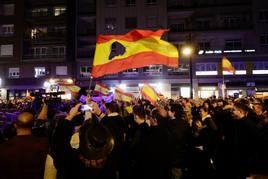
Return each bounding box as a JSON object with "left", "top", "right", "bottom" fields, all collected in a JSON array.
[{"left": 88, "top": 76, "right": 93, "bottom": 95}]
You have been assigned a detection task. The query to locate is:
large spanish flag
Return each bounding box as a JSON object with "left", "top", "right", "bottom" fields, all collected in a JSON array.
[
  {"left": 91, "top": 29, "right": 179, "bottom": 78},
  {"left": 222, "top": 57, "right": 235, "bottom": 74},
  {"left": 140, "top": 83, "right": 159, "bottom": 105},
  {"left": 94, "top": 82, "right": 110, "bottom": 96}
]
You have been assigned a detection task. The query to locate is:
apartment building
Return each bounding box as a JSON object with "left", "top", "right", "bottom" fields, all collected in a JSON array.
[{"left": 0, "top": 0, "right": 74, "bottom": 100}]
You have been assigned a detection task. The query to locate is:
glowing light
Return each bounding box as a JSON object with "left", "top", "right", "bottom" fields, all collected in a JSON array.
[
  {"left": 66, "top": 79, "right": 73, "bottom": 84},
  {"left": 182, "top": 46, "right": 193, "bottom": 56},
  {"left": 43, "top": 81, "right": 50, "bottom": 88},
  {"left": 49, "top": 79, "right": 56, "bottom": 84},
  {"left": 196, "top": 71, "right": 218, "bottom": 76},
  {"left": 253, "top": 70, "right": 268, "bottom": 74},
  {"left": 119, "top": 84, "right": 127, "bottom": 90}
]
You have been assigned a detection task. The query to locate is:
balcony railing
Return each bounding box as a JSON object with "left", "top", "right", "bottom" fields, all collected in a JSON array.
[{"left": 23, "top": 54, "right": 65, "bottom": 60}]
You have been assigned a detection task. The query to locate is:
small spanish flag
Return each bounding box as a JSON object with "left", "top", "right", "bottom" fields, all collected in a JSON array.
[
  {"left": 140, "top": 83, "right": 159, "bottom": 105},
  {"left": 222, "top": 56, "right": 235, "bottom": 74},
  {"left": 114, "top": 88, "right": 134, "bottom": 102},
  {"left": 91, "top": 29, "right": 179, "bottom": 78},
  {"left": 94, "top": 82, "right": 110, "bottom": 96}
]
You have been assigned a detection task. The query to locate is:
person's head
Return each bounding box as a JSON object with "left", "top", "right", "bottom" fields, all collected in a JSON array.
[
  {"left": 199, "top": 106, "right": 209, "bottom": 118},
  {"left": 233, "top": 100, "right": 251, "bottom": 120},
  {"left": 169, "top": 103, "right": 184, "bottom": 120},
  {"left": 15, "top": 112, "right": 35, "bottom": 135},
  {"left": 133, "top": 105, "right": 146, "bottom": 124},
  {"left": 78, "top": 122, "right": 114, "bottom": 168},
  {"left": 105, "top": 101, "right": 119, "bottom": 114},
  {"left": 253, "top": 103, "right": 264, "bottom": 116}
]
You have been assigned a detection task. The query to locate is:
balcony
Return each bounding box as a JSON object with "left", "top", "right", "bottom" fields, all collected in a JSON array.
[{"left": 23, "top": 53, "right": 65, "bottom": 61}]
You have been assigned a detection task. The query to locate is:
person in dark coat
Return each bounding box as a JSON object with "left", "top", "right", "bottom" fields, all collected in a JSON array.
[
  {"left": 168, "top": 103, "right": 192, "bottom": 179},
  {"left": 232, "top": 99, "right": 259, "bottom": 179},
  {"left": 51, "top": 103, "right": 117, "bottom": 179},
  {"left": 0, "top": 112, "right": 49, "bottom": 179},
  {"left": 128, "top": 105, "right": 172, "bottom": 179}
]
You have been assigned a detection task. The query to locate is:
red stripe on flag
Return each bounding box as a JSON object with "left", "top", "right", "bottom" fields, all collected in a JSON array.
[
  {"left": 92, "top": 51, "right": 178, "bottom": 78},
  {"left": 97, "top": 29, "right": 168, "bottom": 43}
]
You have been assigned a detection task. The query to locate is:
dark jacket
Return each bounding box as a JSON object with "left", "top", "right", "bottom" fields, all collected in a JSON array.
[
  {"left": 0, "top": 135, "right": 49, "bottom": 179},
  {"left": 51, "top": 119, "right": 117, "bottom": 179}
]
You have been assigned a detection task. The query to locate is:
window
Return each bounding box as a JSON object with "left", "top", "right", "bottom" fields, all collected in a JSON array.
[
  {"left": 0, "top": 44, "right": 13, "bottom": 56},
  {"left": 52, "top": 46, "right": 66, "bottom": 56},
  {"left": 144, "top": 65, "right": 162, "bottom": 76},
  {"left": 198, "top": 41, "right": 210, "bottom": 50},
  {"left": 223, "top": 16, "right": 240, "bottom": 28},
  {"left": 80, "top": 66, "right": 91, "bottom": 78},
  {"left": 146, "top": 16, "right": 157, "bottom": 28},
  {"left": 54, "top": 7, "right": 66, "bottom": 16},
  {"left": 196, "top": 19, "right": 210, "bottom": 30},
  {"left": 105, "top": 0, "right": 117, "bottom": 7},
  {"left": 32, "top": 47, "right": 48, "bottom": 57},
  {"left": 170, "top": 24, "right": 184, "bottom": 32},
  {"left": 123, "top": 68, "right": 138, "bottom": 76},
  {"left": 32, "top": 8, "right": 48, "bottom": 17},
  {"left": 253, "top": 62, "right": 268, "bottom": 74},
  {"left": 260, "top": 34, "right": 268, "bottom": 46},
  {"left": 196, "top": 63, "right": 218, "bottom": 75},
  {"left": 31, "top": 27, "right": 47, "bottom": 39},
  {"left": 0, "top": 24, "right": 14, "bottom": 36},
  {"left": 105, "top": 18, "right": 116, "bottom": 30},
  {"left": 54, "top": 26, "right": 66, "bottom": 34},
  {"left": 259, "top": 10, "right": 268, "bottom": 21},
  {"left": 125, "top": 17, "right": 137, "bottom": 29},
  {"left": 225, "top": 39, "right": 242, "bottom": 50},
  {"left": 126, "top": 0, "right": 136, "bottom": 6},
  {"left": 56, "top": 66, "right": 67, "bottom": 76},
  {"left": 34, "top": 67, "right": 46, "bottom": 78},
  {"left": 9, "top": 68, "right": 19, "bottom": 78},
  {"left": 146, "top": 0, "right": 157, "bottom": 5},
  {"left": 3, "top": 4, "right": 14, "bottom": 16}
]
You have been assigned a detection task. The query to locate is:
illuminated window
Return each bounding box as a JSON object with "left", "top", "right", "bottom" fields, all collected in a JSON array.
[
  {"left": 56, "top": 66, "right": 67, "bottom": 76},
  {"left": 1, "top": 24, "right": 14, "bottom": 36},
  {"left": 34, "top": 67, "right": 46, "bottom": 78},
  {"left": 0, "top": 44, "right": 13, "bottom": 56},
  {"left": 54, "top": 7, "right": 66, "bottom": 16},
  {"left": 9, "top": 68, "right": 19, "bottom": 78},
  {"left": 32, "top": 8, "right": 48, "bottom": 17},
  {"left": 31, "top": 27, "right": 47, "bottom": 39}
]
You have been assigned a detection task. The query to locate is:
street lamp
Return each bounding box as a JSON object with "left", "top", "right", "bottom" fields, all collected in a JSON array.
[{"left": 182, "top": 46, "right": 194, "bottom": 98}]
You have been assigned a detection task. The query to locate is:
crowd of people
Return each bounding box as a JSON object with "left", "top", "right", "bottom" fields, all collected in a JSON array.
[{"left": 0, "top": 94, "right": 267, "bottom": 179}]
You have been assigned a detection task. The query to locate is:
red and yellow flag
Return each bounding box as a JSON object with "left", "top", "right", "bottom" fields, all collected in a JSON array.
[
  {"left": 222, "top": 57, "right": 235, "bottom": 74},
  {"left": 140, "top": 83, "right": 159, "bottom": 105},
  {"left": 114, "top": 88, "right": 134, "bottom": 102},
  {"left": 94, "top": 82, "right": 110, "bottom": 96},
  {"left": 91, "top": 29, "right": 179, "bottom": 78}
]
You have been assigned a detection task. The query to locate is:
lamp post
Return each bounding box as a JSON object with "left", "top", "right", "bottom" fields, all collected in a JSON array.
[{"left": 182, "top": 46, "right": 193, "bottom": 98}]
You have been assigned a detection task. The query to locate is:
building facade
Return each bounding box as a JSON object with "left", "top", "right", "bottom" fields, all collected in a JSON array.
[
  {"left": 76, "top": 0, "right": 268, "bottom": 98},
  {"left": 0, "top": 0, "right": 74, "bottom": 100}
]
